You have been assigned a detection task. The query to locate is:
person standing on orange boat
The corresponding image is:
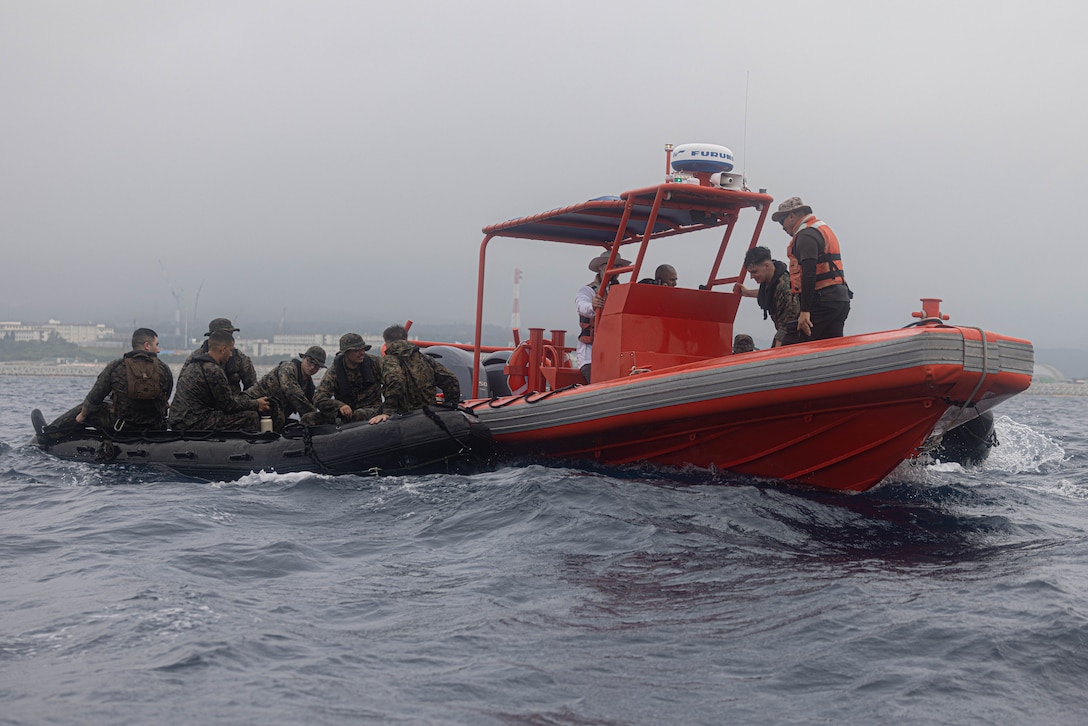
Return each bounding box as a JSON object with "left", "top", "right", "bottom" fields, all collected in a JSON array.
[
  {"left": 576, "top": 252, "right": 630, "bottom": 383},
  {"left": 735, "top": 245, "right": 798, "bottom": 348},
  {"left": 772, "top": 197, "right": 852, "bottom": 344}
]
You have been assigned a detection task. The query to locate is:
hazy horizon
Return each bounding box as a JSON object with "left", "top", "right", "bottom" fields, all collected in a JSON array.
[{"left": 3, "top": 1, "right": 1085, "bottom": 351}]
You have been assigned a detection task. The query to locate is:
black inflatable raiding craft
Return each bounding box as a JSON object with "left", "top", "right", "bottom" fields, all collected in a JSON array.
[{"left": 29, "top": 406, "right": 493, "bottom": 481}]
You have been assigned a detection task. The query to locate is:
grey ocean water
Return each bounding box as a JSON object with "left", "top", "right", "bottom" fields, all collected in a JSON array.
[{"left": 1, "top": 375, "right": 1085, "bottom": 725}]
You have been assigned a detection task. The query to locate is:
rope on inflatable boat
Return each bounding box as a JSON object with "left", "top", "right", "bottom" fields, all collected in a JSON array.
[
  {"left": 421, "top": 404, "right": 472, "bottom": 451},
  {"left": 300, "top": 405, "right": 487, "bottom": 476},
  {"left": 300, "top": 424, "right": 336, "bottom": 475},
  {"left": 467, "top": 383, "right": 583, "bottom": 410},
  {"left": 524, "top": 387, "right": 571, "bottom": 403}
]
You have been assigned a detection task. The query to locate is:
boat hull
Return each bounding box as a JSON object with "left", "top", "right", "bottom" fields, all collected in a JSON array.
[
  {"left": 30, "top": 407, "right": 493, "bottom": 481},
  {"left": 466, "top": 326, "right": 1033, "bottom": 491}
]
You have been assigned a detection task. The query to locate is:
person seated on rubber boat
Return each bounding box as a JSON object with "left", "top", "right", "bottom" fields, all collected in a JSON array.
[
  {"left": 245, "top": 345, "right": 327, "bottom": 432},
  {"left": 303, "top": 333, "right": 382, "bottom": 426},
  {"left": 168, "top": 330, "right": 270, "bottom": 431},
  {"left": 179, "top": 317, "right": 258, "bottom": 393},
  {"left": 637, "top": 264, "right": 678, "bottom": 287},
  {"left": 368, "top": 324, "right": 460, "bottom": 425},
  {"left": 44, "top": 327, "right": 174, "bottom": 433}
]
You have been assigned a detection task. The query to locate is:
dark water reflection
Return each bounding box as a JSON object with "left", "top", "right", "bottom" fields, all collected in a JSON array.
[{"left": 2, "top": 378, "right": 1087, "bottom": 725}]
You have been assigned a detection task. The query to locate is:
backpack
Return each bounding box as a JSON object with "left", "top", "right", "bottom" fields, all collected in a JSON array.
[{"left": 124, "top": 356, "right": 162, "bottom": 400}]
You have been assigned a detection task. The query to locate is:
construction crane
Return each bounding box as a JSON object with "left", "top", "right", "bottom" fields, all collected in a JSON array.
[
  {"left": 158, "top": 260, "right": 185, "bottom": 349},
  {"left": 191, "top": 279, "right": 204, "bottom": 341}
]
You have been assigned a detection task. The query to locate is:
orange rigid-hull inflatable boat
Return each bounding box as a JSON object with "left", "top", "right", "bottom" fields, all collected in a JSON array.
[{"left": 422, "top": 143, "right": 1034, "bottom": 492}]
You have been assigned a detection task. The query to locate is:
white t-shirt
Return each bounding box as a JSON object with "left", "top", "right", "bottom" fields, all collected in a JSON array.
[{"left": 574, "top": 283, "right": 596, "bottom": 369}]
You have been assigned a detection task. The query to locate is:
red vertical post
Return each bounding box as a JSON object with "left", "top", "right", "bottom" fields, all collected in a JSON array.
[{"left": 528, "top": 327, "right": 545, "bottom": 392}]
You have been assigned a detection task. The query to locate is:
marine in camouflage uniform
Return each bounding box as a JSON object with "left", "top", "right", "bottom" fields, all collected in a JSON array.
[
  {"left": 732, "top": 334, "right": 757, "bottom": 354},
  {"left": 246, "top": 346, "right": 326, "bottom": 431},
  {"left": 180, "top": 317, "right": 257, "bottom": 392},
  {"left": 305, "top": 334, "right": 383, "bottom": 425},
  {"left": 46, "top": 328, "right": 173, "bottom": 432},
  {"left": 379, "top": 326, "right": 460, "bottom": 416},
  {"left": 737, "top": 246, "right": 801, "bottom": 348},
  {"left": 169, "top": 332, "right": 264, "bottom": 431},
  {"left": 766, "top": 266, "right": 801, "bottom": 346}
]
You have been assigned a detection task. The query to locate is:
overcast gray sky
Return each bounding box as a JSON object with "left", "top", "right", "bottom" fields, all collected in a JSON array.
[{"left": 2, "top": 0, "right": 1085, "bottom": 349}]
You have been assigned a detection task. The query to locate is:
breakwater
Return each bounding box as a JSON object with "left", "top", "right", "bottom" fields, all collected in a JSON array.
[
  {"left": 1024, "top": 381, "right": 1088, "bottom": 396},
  {"left": 0, "top": 363, "right": 117, "bottom": 377},
  {"left": 0, "top": 362, "right": 274, "bottom": 377}
]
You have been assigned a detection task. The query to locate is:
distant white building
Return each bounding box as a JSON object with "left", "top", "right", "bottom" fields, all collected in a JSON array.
[
  {"left": 0, "top": 322, "right": 48, "bottom": 342},
  {"left": 233, "top": 332, "right": 383, "bottom": 358},
  {"left": 0, "top": 320, "right": 119, "bottom": 346}
]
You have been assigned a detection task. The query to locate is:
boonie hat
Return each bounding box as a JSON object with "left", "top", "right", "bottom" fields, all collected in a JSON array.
[
  {"left": 588, "top": 252, "right": 632, "bottom": 274},
  {"left": 338, "top": 333, "right": 372, "bottom": 352},
  {"left": 732, "top": 334, "right": 757, "bottom": 354},
  {"left": 205, "top": 317, "right": 240, "bottom": 335},
  {"left": 771, "top": 196, "right": 807, "bottom": 222},
  {"left": 300, "top": 345, "right": 328, "bottom": 367}
]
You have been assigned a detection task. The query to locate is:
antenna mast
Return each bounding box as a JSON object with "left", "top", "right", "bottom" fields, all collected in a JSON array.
[{"left": 743, "top": 71, "right": 750, "bottom": 179}]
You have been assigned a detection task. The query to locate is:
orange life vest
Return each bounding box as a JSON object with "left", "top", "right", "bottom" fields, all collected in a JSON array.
[{"left": 787, "top": 216, "right": 846, "bottom": 294}]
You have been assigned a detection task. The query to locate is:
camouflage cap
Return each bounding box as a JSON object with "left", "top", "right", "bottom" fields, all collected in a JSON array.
[
  {"left": 300, "top": 345, "right": 327, "bottom": 368},
  {"left": 338, "top": 333, "right": 372, "bottom": 353},
  {"left": 771, "top": 196, "right": 807, "bottom": 222},
  {"left": 588, "top": 252, "right": 631, "bottom": 274},
  {"left": 732, "top": 334, "right": 757, "bottom": 354},
  {"left": 204, "top": 317, "right": 240, "bottom": 335}
]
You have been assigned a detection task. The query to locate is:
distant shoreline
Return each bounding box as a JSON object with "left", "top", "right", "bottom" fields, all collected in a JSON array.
[
  {"left": 1022, "top": 382, "right": 1088, "bottom": 396},
  {"left": 0, "top": 362, "right": 143, "bottom": 377},
  {"left": 0, "top": 362, "right": 275, "bottom": 377}
]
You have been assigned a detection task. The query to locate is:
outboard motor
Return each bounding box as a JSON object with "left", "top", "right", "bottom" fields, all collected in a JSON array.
[
  {"left": 934, "top": 411, "right": 997, "bottom": 466},
  {"left": 420, "top": 345, "right": 490, "bottom": 400},
  {"left": 483, "top": 350, "right": 513, "bottom": 397}
]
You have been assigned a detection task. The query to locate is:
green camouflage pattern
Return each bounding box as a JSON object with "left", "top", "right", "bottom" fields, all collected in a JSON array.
[
  {"left": 309, "top": 352, "right": 383, "bottom": 424},
  {"left": 771, "top": 273, "right": 801, "bottom": 346},
  {"left": 181, "top": 344, "right": 257, "bottom": 392},
  {"left": 246, "top": 359, "right": 317, "bottom": 431},
  {"left": 379, "top": 340, "right": 460, "bottom": 415},
  {"left": 47, "top": 352, "right": 173, "bottom": 432},
  {"left": 169, "top": 354, "right": 260, "bottom": 431}
]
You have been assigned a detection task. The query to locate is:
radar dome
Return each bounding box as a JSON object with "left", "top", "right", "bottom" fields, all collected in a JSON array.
[{"left": 670, "top": 143, "right": 734, "bottom": 173}]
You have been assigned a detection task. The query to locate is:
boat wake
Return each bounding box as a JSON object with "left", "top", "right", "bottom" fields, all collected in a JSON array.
[
  {"left": 213, "top": 469, "right": 337, "bottom": 489},
  {"left": 879, "top": 415, "right": 1064, "bottom": 493},
  {"left": 984, "top": 415, "right": 1066, "bottom": 474}
]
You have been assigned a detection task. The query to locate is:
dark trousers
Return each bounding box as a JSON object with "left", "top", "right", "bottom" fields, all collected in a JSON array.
[{"left": 783, "top": 298, "right": 851, "bottom": 345}]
